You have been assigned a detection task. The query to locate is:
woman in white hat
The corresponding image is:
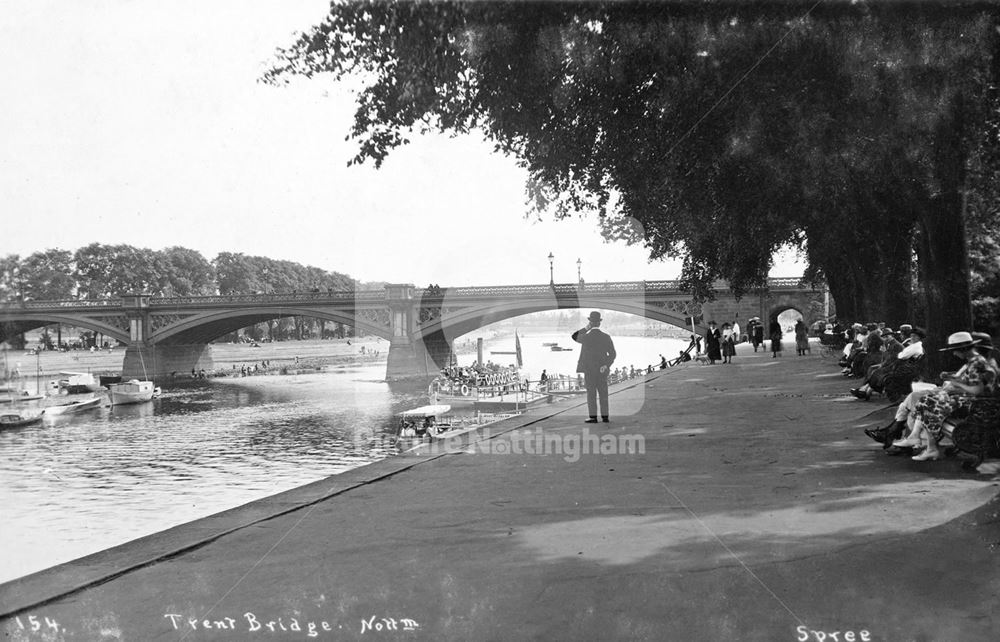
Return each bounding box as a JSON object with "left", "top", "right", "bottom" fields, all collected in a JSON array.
[{"left": 893, "top": 331, "right": 997, "bottom": 461}]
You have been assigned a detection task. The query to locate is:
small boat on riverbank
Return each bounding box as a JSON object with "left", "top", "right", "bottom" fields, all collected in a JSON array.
[
  {"left": 0, "top": 408, "right": 44, "bottom": 429},
  {"left": 397, "top": 404, "right": 520, "bottom": 441},
  {"left": 55, "top": 372, "right": 103, "bottom": 394},
  {"left": 397, "top": 404, "right": 453, "bottom": 439},
  {"left": 44, "top": 395, "right": 103, "bottom": 415},
  {"left": 0, "top": 390, "right": 44, "bottom": 404},
  {"left": 108, "top": 380, "right": 157, "bottom": 405}
]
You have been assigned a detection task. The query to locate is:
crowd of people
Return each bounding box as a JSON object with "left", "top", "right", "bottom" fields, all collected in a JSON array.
[
  {"left": 437, "top": 361, "right": 522, "bottom": 389},
  {"left": 698, "top": 316, "right": 802, "bottom": 363},
  {"left": 837, "top": 325, "right": 1000, "bottom": 463},
  {"left": 826, "top": 322, "right": 929, "bottom": 402}
]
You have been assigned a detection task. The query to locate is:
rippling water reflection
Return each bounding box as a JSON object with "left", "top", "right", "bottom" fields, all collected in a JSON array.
[{"left": 0, "top": 365, "right": 428, "bottom": 583}]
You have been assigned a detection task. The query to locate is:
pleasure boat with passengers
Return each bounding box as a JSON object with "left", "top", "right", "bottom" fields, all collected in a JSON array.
[{"left": 397, "top": 404, "right": 519, "bottom": 441}]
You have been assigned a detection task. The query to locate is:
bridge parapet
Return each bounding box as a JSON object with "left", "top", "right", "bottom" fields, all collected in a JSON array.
[
  {"left": 149, "top": 290, "right": 388, "bottom": 307},
  {"left": 0, "top": 298, "right": 124, "bottom": 310},
  {"left": 435, "top": 280, "right": 685, "bottom": 298},
  {"left": 433, "top": 278, "right": 813, "bottom": 299}
]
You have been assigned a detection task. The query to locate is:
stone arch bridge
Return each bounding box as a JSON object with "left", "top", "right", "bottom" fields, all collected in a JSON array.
[{"left": 0, "top": 278, "right": 827, "bottom": 380}]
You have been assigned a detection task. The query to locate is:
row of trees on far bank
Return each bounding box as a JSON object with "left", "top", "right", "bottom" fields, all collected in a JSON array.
[
  {"left": 0, "top": 244, "right": 364, "bottom": 301},
  {"left": 265, "top": 0, "right": 1000, "bottom": 365}
]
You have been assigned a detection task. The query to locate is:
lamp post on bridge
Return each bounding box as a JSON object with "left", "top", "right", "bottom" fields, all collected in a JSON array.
[
  {"left": 577, "top": 258, "right": 582, "bottom": 290},
  {"left": 548, "top": 252, "right": 554, "bottom": 286}
]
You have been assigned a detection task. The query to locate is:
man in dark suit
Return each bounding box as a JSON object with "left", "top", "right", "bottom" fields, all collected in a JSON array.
[{"left": 572, "top": 311, "right": 617, "bottom": 423}]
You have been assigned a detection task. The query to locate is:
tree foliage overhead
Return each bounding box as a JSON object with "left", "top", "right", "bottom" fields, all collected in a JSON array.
[{"left": 266, "top": 0, "right": 999, "bottom": 335}]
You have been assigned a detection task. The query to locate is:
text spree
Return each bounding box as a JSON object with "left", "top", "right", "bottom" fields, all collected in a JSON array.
[
  {"left": 163, "top": 612, "right": 419, "bottom": 636},
  {"left": 796, "top": 625, "right": 873, "bottom": 642}
]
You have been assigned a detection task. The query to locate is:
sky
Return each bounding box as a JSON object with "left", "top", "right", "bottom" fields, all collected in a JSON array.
[{"left": 1, "top": 0, "right": 804, "bottom": 288}]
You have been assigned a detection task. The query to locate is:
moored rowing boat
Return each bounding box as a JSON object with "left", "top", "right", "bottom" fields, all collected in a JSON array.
[
  {"left": 0, "top": 408, "right": 44, "bottom": 429},
  {"left": 43, "top": 395, "right": 103, "bottom": 415}
]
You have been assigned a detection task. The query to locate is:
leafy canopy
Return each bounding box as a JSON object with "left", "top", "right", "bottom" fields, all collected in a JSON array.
[{"left": 266, "top": 1, "right": 997, "bottom": 309}]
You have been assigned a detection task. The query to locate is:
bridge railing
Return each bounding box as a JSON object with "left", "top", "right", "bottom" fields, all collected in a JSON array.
[
  {"left": 439, "top": 281, "right": 685, "bottom": 298},
  {"left": 429, "top": 278, "right": 812, "bottom": 298},
  {"left": 0, "top": 298, "right": 123, "bottom": 309},
  {"left": 147, "top": 290, "right": 387, "bottom": 306}
]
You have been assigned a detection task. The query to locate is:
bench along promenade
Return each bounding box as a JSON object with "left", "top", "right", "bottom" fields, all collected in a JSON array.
[
  {"left": 0, "top": 277, "right": 825, "bottom": 380},
  {"left": 1, "top": 346, "right": 997, "bottom": 640}
]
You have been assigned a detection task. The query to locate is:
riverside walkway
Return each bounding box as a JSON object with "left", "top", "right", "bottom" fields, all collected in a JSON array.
[{"left": 2, "top": 346, "right": 999, "bottom": 641}]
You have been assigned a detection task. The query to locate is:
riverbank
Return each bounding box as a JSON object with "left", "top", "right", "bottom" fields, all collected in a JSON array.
[
  {"left": 2, "top": 337, "right": 388, "bottom": 386},
  {"left": 2, "top": 346, "right": 998, "bottom": 640}
]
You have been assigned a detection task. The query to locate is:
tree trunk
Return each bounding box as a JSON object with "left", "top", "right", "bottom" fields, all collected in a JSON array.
[
  {"left": 872, "top": 230, "right": 914, "bottom": 327},
  {"left": 918, "top": 93, "right": 973, "bottom": 376}
]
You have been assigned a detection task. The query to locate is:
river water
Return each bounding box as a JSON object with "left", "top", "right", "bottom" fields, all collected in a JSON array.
[{"left": 0, "top": 332, "right": 686, "bottom": 583}]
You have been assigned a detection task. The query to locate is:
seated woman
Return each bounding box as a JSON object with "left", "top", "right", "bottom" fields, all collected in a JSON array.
[
  {"left": 971, "top": 332, "right": 999, "bottom": 373},
  {"left": 852, "top": 324, "right": 883, "bottom": 377},
  {"left": 851, "top": 328, "right": 913, "bottom": 400},
  {"left": 841, "top": 324, "right": 866, "bottom": 374},
  {"left": 866, "top": 378, "right": 935, "bottom": 449},
  {"left": 892, "top": 332, "right": 998, "bottom": 461}
]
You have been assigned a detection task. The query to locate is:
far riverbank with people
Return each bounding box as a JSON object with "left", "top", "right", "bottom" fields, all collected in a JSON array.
[{"left": 2, "top": 337, "right": 389, "bottom": 385}]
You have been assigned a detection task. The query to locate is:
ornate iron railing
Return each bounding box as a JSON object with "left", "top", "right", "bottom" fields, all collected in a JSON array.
[
  {"left": 147, "top": 290, "right": 386, "bottom": 306},
  {"left": 0, "top": 298, "right": 123, "bottom": 309}
]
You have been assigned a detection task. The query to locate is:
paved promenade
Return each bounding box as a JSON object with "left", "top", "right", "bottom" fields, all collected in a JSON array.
[{"left": 2, "top": 346, "right": 999, "bottom": 641}]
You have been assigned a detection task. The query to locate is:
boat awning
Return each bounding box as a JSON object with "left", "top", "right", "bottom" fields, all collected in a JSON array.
[{"left": 399, "top": 404, "right": 451, "bottom": 418}]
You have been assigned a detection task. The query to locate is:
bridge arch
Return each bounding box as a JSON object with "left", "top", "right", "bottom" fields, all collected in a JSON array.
[
  {"left": 152, "top": 307, "right": 393, "bottom": 344},
  {"left": 413, "top": 299, "right": 700, "bottom": 343},
  {"left": 0, "top": 313, "right": 130, "bottom": 346}
]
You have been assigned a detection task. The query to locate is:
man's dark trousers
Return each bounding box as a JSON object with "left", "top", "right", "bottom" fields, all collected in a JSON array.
[{"left": 584, "top": 370, "right": 609, "bottom": 419}]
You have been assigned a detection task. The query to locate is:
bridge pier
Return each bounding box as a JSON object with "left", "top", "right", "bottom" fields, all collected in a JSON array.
[
  {"left": 123, "top": 343, "right": 215, "bottom": 380},
  {"left": 385, "top": 336, "right": 453, "bottom": 381},
  {"left": 383, "top": 284, "right": 456, "bottom": 380}
]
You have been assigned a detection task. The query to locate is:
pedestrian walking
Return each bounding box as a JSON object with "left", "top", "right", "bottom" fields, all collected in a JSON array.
[
  {"left": 794, "top": 319, "right": 810, "bottom": 356},
  {"left": 572, "top": 311, "right": 617, "bottom": 423},
  {"left": 721, "top": 323, "right": 736, "bottom": 364},
  {"left": 705, "top": 321, "right": 722, "bottom": 365},
  {"left": 770, "top": 320, "right": 783, "bottom": 358}
]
